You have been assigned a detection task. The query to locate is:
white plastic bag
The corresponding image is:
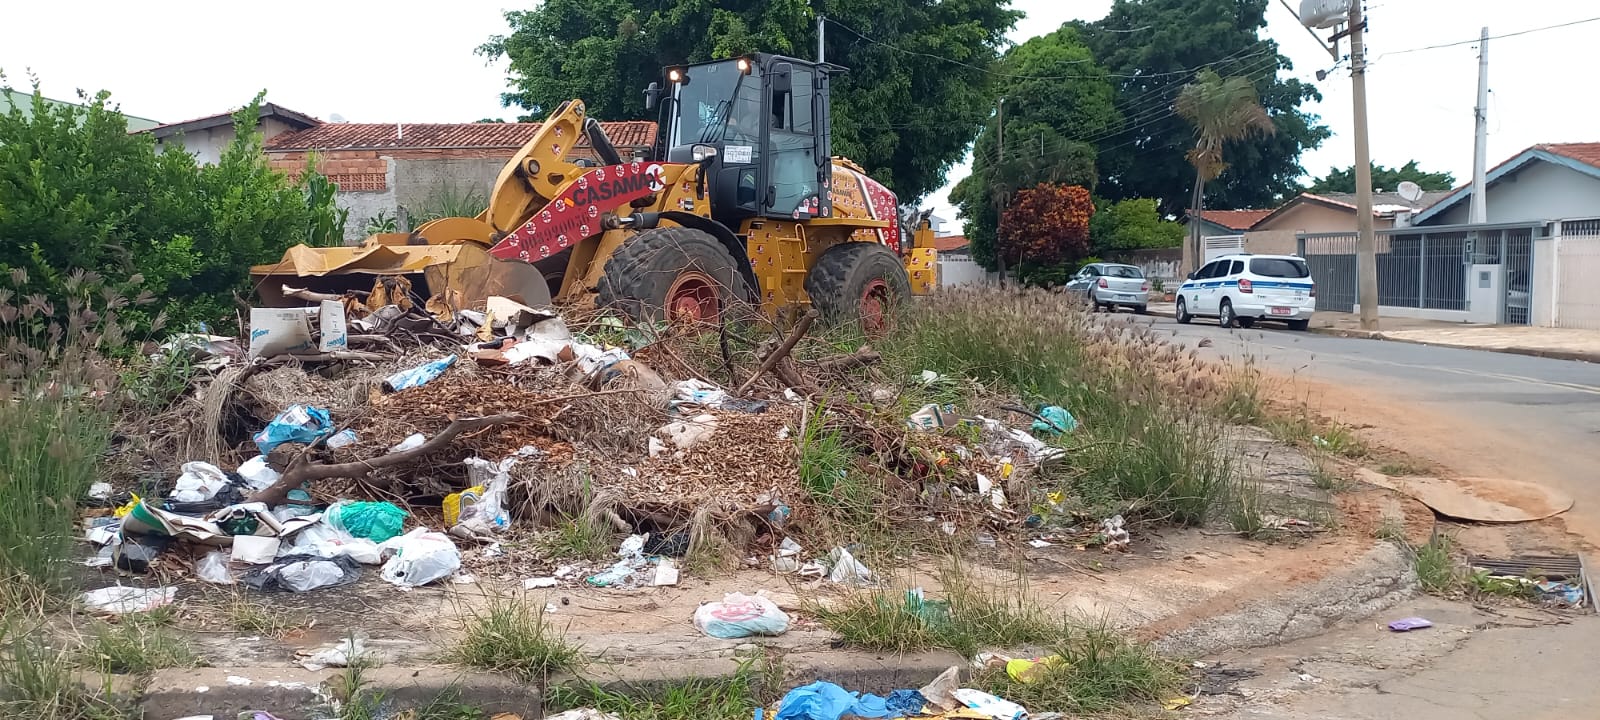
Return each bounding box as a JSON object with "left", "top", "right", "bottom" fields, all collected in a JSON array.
[
  {"left": 171, "top": 461, "right": 229, "bottom": 503},
  {"left": 457, "top": 457, "right": 514, "bottom": 536},
  {"left": 380, "top": 528, "right": 462, "bottom": 588},
  {"left": 236, "top": 456, "right": 280, "bottom": 492},
  {"left": 674, "top": 379, "right": 728, "bottom": 408},
  {"left": 278, "top": 560, "right": 349, "bottom": 592},
  {"left": 692, "top": 592, "right": 790, "bottom": 638},
  {"left": 81, "top": 586, "right": 177, "bottom": 615},
  {"left": 951, "top": 689, "right": 1027, "bottom": 720},
  {"left": 827, "top": 546, "right": 873, "bottom": 585},
  {"left": 196, "top": 551, "right": 235, "bottom": 585}
]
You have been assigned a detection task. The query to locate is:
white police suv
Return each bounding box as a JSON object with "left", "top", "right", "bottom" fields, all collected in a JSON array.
[{"left": 1175, "top": 254, "right": 1315, "bottom": 330}]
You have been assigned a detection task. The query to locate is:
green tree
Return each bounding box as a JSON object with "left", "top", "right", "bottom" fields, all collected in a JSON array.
[
  {"left": 479, "top": 0, "right": 1020, "bottom": 200},
  {"left": 1090, "top": 198, "right": 1184, "bottom": 253},
  {"left": 951, "top": 27, "right": 1119, "bottom": 273},
  {"left": 1307, "top": 161, "right": 1456, "bottom": 194},
  {"left": 1078, "top": 0, "right": 1329, "bottom": 215},
  {"left": 1175, "top": 69, "right": 1274, "bottom": 263},
  {"left": 0, "top": 84, "right": 333, "bottom": 333}
]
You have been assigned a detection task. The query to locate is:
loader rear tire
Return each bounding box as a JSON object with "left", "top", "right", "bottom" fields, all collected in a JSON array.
[
  {"left": 804, "top": 242, "right": 911, "bottom": 334},
  {"left": 596, "top": 226, "right": 752, "bottom": 323}
]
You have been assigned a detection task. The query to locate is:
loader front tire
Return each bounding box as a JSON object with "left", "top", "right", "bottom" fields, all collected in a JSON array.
[
  {"left": 804, "top": 242, "right": 912, "bottom": 334},
  {"left": 596, "top": 227, "right": 752, "bottom": 324}
]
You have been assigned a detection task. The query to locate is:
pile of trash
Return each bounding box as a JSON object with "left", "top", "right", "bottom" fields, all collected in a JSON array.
[{"left": 89, "top": 278, "right": 1106, "bottom": 602}]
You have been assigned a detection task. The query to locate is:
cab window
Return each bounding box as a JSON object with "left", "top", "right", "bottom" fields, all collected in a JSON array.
[{"left": 1228, "top": 260, "right": 1245, "bottom": 275}]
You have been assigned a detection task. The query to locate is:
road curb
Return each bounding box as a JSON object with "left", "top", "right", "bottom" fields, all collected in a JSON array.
[
  {"left": 134, "top": 543, "right": 1416, "bottom": 719},
  {"left": 1150, "top": 540, "right": 1417, "bottom": 658},
  {"left": 141, "top": 666, "right": 541, "bottom": 720}
]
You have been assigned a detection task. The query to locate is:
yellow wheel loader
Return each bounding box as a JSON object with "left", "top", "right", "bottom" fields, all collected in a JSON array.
[{"left": 252, "top": 54, "right": 939, "bottom": 329}]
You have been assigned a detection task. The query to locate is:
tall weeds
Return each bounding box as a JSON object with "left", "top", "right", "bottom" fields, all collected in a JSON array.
[
  {"left": 876, "top": 289, "right": 1253, "bottom": 525},
  {"left": 0, "top": 269, "right": 140, "bottom": 594}
]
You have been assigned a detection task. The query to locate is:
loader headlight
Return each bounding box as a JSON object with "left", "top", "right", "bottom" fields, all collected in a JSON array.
[
  {"left": 691, "top": 144, "right": 718, "bottom": 162},
  {"left": 667, "top": 68, "right": 686, "bottom": 84},
  {"left": 736, "top": 57, "right": 751, "bottom": 74}
]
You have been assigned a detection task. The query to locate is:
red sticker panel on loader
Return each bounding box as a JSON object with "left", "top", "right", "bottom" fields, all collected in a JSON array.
[{"left": 490, "top": 161, "right": 674, "bottom": 263}]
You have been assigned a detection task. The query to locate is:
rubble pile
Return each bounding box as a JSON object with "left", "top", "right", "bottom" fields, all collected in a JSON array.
[{"left": 85, "top": 280, "right": 1097, "bottom": 597}]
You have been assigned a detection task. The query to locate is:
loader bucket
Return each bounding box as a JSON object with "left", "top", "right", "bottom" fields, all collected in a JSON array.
[{"left": 249, "top": 241, "right": 552, "bottom": 309}]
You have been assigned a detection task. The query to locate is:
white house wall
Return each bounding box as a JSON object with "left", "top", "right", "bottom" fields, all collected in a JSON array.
[{"left": 1429, "top": 161, "right": 1600, "bottom": 225}]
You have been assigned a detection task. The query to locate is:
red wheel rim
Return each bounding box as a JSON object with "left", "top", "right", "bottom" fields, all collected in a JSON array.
[
  {"left": 859, "top": 279, "right": 892, "bottom": 334},
  {"left": 666, "top": 271, "right": 721, "bottom": 323}
]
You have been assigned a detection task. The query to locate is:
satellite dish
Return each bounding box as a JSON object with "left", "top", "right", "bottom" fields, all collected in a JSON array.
[
  {"left": 1397, "top": 181, "right": 1424, "bottom": 203},
  {"left": 329, "top": 113, "right": 347, "bottom": 123}
]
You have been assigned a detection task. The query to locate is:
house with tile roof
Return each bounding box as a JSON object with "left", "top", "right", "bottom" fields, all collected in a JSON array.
[
  {"left": 260, "top": 120, "right": 658, "bottom": 243},
  {"left": 139, "top": 103, "right": 320, "bottom": 165},
  {"left": 1411, "top": 143, "right": 1600, "bottom": 226}
]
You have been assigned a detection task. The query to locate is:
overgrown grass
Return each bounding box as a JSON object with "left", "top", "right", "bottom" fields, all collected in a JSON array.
[
  {"left": 0, "top": 615, "right": 135, "bottom": 720},
  {"left": 540, "top": 512, "right": 616, "bottom": 562},
  {"left": 1378, "top": 460, "right": 1429, "bottom": 477},
  {"left": 1413, "top": 534, "right": 1461, "bottom": 594},
  {"left": 817, "top": 565, "right": 1063, "bottom": 658},
  {"left": 1310, "top": 454, "right": 1350, "bottom": 492},
  {"left": 874, "top": 290, "right": 1254, "bottom": 527},
  {"left": 225, "top": 593, "right": 301, "bottom": 636},
  {"left": 449, "top": 598, "right": 584, "bottom": 681},
  {"left": 818, "top": 564, "right": 1179, "bottom": 713},
  {"left": 974, "top": 621, "right": 1184, "bottom": 714},
  {"left": 78, "top": 615, "right": 197, "bottom": 674},
  {"left": 0, "top": 271, "right": 130, "bottom": 595},
  {"left": 546, "top": 661, "right": 763, "bottom": 720}
]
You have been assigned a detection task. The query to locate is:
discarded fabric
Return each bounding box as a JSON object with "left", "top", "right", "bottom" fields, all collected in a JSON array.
[
  {"left": 253, "top": 405, "right": 334, "bottom": 455},
  {"left": 382, "top": 355, "right": 458, "bottom": 393},
  {"left": 693, "top": 592, "right": 791, "bottom": 639},
  {"left": 242, "top": 554, "right": 362, "bottom": 593},
  {"left": 326, "top": 501, "right": 407, "bottom": 543},
  {"left": 773, "top": 681, "right": 890, "bottom": 720},
  {"left": 379, "top": 528, "right": 462, "bottom": 588},
  {"left": 1387, "top": 617, "right": 1433, "bottom": 632},
  {"left": 81, "top": 586, "right": 177, "bottom": 615},
  {"left": 884, "top": 690, "right": 926, "bottom": 717}
]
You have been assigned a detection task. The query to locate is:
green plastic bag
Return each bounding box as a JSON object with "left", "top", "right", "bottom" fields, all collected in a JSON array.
[
  {"left": 1031, "top": 405, "right": 1078, "bottom": 435},
  {"left": 326, "top": 501, "right": 407, "bottom": 543}
]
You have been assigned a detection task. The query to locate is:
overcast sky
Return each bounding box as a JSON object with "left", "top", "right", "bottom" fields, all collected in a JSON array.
[{"left": 5, "top": 1, "right": 1593, "bottom": 223}]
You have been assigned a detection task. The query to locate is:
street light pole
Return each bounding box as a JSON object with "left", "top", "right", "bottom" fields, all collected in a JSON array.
[{"left": 1349, "top": 1, "right": 1378, "bottom": 330}]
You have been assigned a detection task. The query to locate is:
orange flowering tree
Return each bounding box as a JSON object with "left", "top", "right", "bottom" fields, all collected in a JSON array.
[{"left": 997, "top": 183, "right": 1094, "bottom": 269}]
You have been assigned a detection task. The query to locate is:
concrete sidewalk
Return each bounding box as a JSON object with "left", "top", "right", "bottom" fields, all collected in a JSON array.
[{"left": 1145, "top": 303, "right": 1600, "bottom": 363}]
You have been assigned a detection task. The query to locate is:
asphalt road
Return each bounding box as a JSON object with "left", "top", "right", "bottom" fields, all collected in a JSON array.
[{"left": 1133, "top": 313, "right": 1600, "bottom": 540}]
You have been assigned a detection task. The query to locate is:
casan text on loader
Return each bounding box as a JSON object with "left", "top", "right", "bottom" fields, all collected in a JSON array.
[{"left": 251, "top": 53, "right": 939, "bottom": 331}]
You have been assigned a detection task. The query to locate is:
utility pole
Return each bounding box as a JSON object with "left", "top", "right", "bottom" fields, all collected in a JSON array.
[
  {"left": 1349, "top": 1, "right": 1378, "bottom": 330},
  {"left": 817, "top": 15, "right": 826, "bottom": 63},
  {"left": 1470, "top": 27, "right": 1489, "bottom": 224},
  {"left": 995, "top": 97, "right": 1007, "bottom": 286}
]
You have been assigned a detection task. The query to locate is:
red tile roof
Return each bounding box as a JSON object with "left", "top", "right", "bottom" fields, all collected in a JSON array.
[
  {"left": 1196, "top": 209, "right": 1273, "bottom": 231},
  {"left": 931, "top": 235, "right": 969, "bottom": 252},
  {"left": 264, "top": 121, "right": 658, "bottom": 151},
  {"left": 1538, "top": 143, "right": 1600, "bottom": 169}
]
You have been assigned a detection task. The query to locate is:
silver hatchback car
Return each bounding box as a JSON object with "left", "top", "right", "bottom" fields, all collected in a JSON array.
[{"left": 1064, "top": 263, "right": 1150, "bottom": 313}]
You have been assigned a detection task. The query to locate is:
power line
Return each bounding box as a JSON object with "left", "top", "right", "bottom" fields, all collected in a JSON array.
[
  {"left": 826, "top": 17, "right": 1283, "bottom": 82},
  {"left": 1377, "top": 15, "right": 1600, "bottom": 58}
]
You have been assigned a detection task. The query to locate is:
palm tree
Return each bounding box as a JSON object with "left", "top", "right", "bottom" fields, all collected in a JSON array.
[{"left": 1175, "top": 69, "right": 1276, "bottom": 268}]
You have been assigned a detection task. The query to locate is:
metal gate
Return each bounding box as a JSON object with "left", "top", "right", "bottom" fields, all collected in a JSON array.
[
  {"left": 1501, "top": 228, "right": 1533, "bottom": 325},
  {"left": 1299, "top": 233, "right": 1357, "bottom": 311},
  {"left": 1203, "top": 235, "right": 1245, "bottom": 263}
]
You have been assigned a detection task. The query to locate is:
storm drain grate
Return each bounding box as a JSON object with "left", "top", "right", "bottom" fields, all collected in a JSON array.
[{"left": 1469, "top": 553, "right": 1594, "bottom": 613}]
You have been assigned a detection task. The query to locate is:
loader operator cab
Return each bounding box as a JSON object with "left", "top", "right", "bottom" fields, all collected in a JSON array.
[{"left": 646, "top": 54, "right": 836, "bottom": 227}]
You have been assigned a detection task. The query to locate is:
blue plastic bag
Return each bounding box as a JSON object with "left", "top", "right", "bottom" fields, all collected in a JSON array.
[
  {"left": 383, "top": 355, "right": 457, "bottom": 393},
  {"left": 253, "top": 405, "right": 334, "bottom": 455},
  {"left": 1031, "top": 405, "right": 1078, "bottom": 435},
  {"left": 773, "top": 681, "right": 891, "bottom": 720}
]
